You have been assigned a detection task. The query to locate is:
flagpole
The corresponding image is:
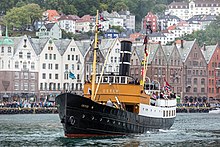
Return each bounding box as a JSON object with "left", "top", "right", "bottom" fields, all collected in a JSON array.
[{"left": 91, "top": 10, "right": 99, "bottom": 101}]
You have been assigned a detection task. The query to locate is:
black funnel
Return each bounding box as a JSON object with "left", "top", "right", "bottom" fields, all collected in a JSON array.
[{"left": 119, "top": 40, "right": 132, "bottom": 76}]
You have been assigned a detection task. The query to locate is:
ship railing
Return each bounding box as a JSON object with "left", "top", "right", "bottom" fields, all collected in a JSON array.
[{"left": 96, "top": 75, "right": 136, "bottom": 84}]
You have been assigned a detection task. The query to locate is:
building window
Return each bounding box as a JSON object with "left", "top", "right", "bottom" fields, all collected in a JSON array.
[
  {"left": 14, "top": 83, "right": 19, "bottom": 90},
  {"left": 53, "top": 54, "right": 56, "bottom": 60},
  {"left": 76, "top": 55, "right": 78, "bottom": 61},
  {"left": 45, "top": 53, "right": 48, "bottom": 59},
  {"left": 42, "top": 73, "right": 46, "bottom": 79},
  {"left": 19, "top": 52, "right": 23, "bottom": 58},
  {"left": 68, "top": 55, "right": 70, "bottom": 60},
  {"left": 77, "top": 64, "right": 80, "bottom": 70},
  {"left": 55, "top": 74, "right": 58, "bottom": 79},
  {"left": 31, "top": 62, "right": 35, "bottom": 70},
  {"left": 65, "top": 64, "right": 68, "bottom": 70},
  {"left": 42, "top": 63, "right": 46, "bottom": 69},
  {"left": 72, "top": 64, "right": 74, "bottom": 70},
  {"left": 40, "top": 83, "right": 43, "bottom": 90},
  {"left": 55, "top": 64, "right": 58, "bottom": 70},
  {"left": 8, "top": 47, "right": 11, "bottom": 53},
  {"left": 49, "top": 73, "right": 52, "bottom": 79},
  {"left": 30, "top": 73, "right": 35, "bottom": 79},
  {"left": 193, "top": 87, "right": 197, "bottom": 93},
  {"left": 15, "top": 72, "right": 19, "bottom": 79},
  {"left": 1, "top": 47, "right": 4, "bottom": 53},
  {"left": 115, "top": 57, "right": 117, "bottom": 63},
  {"left": 49, "top": 54, "right": 52, "bottom": 60},
  {"left": 23, "top": 62, "right": 27, "bottom": 69},
  {"left": 201, "top": 88, "right": 205, "bottom": 93},
  {"left": 27, "top": 52, "right": 31, "bottom": 59},
  {"left": 15, "top": 61, "right": 19, "bottom": 69},
  {"left": 201, "top": 78, "right": 205, "bottom": 85},
  {"left": 193, "top": 78, "right": 197, "bottom": 85},
  {"left": 72, "top": 55, "right": 74, "bottom": 60},
  {"left": 111, "top": 57, "right": 113, "bottom": 63}
]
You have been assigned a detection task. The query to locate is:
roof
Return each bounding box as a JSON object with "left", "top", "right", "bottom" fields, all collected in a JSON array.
[
  {"left": 46, "top": 10, "right": 60, "bottom": 21},
  {"left": 168, "top": 1, "right": 189, "bottom": 8},
  {"left": 176, "top": 40, "right": 196, "bottom": 62},
  {"left": 201, "top": 44, "right": 218, "bottom": 64},
  {"left": 162, "top": 45, "right": 174, "bottom": 61},
  {"left": 75, "top": 40, "right": 91, "bottom": 57},
  {"left": 99, "top": 38, "right": 116, "bottom": 57},
  {"left": 148, "top": 32, "right": 166, "bottom": 37},
  {"left": 29, "top": 38, "right": 49, "bottom": 55},
  {"left": 45, "top": 23, "right": 55, "bottom": 31},
  {"left": 158, "top": 14, "right": 181, "bottom": 21},
  {"left": 54, "top": 39, "right": 72, "bottom": 55},
  {"left": 194, "top": 0, "right": 220, "bottom": 5},
  {"left": 58, "top": 15, "right": 75, "bottom": 21}
]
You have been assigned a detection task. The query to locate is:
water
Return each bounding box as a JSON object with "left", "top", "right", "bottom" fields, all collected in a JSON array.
[{"left": 0, "top": 113, "right": 219, "bottom": 147}]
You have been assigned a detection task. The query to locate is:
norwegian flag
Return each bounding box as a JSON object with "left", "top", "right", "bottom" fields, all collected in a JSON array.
[{"left": 163, "top": 78, "right": 171, "bottom": 91}]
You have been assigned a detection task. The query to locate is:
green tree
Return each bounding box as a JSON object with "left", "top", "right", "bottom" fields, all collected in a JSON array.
[
  {"left": 4, "top": 3, "right": 43, "bottom": 31},
  {"left": 113, "top": 1, "right": 128, "bottom": 11}
]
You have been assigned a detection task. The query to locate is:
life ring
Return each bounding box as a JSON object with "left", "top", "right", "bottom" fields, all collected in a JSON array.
[{"left": 69, "top": 116, "right": 75, "bottom": 125}]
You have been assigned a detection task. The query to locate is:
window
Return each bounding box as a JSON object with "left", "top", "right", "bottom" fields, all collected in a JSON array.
[
  {"left": 55, "top": 74, "right": 58, "bottom": 79},
  {"left": 55, "top": 64, "right": 58, "bottom": 70},
  {"left": 111, "top": 57, "right": 113, "bottom": 63},
  {"left": 42, "top": 73, "right": 46, "bottom": 79},
  {"left": 1, "top": 47, "right": 4, "bottom": 53},
  {"left": 76, "top": 55, "right": 78, "bottom": 61},
  {"left": 49, "top": 73, "right": 52, "bottom": 79},
  {"left": 194, "top": 78, "right": 197, "bottom": 84},
  {"left": 31, "top": 62, "right": 35, "bottom": 70},
  {"left": 15, "top": 61, "right": 19, "bottom": 69},
  {"left": 42, "top": 63, "right": 46, "bottom": 69},
  {"left": 8, "top": 47, "right": 11, "bottom": 53},
  {"left": 53, "top": 54, "right": 56, "bottom": 60},
  {"left": 201, "top": 88, "right": 205, "bottom": 93},
  {"left": 201, "top": 78, "right": 205, "bottom": 85},
  {"left": 65, "top": 64, "right": 68, "bottom": 70},
  {"left": 77, "top": 64, "right": 80, "bottom": 70},
  {"left": 68, "top": 55, "right": 70, "bottom": 60},
  {"left": 72, "top": 55, "right": 74, "bottom": 60},
  {"left": 27, "top": 53, "right": 31, "bottom": 59},
  {"left": 40, "top": 83, "right": 43, "bottom": 90},
  {"left": 49, "top": 54, "right": 52, "bottom": 60},
  {"left": 72, "top": 64, "right": 74, "bottom": 70},
  {"left": 193, "top": 87, "right": 197, "bottom": 93},
  {"left": 114, "top": 57, "right": 117, "bottom": 63},
  {"left": 30, "top": 73, "right": 35, "bottom": 79},
  {"left": 45, "top": 54, "right": 48, "bottom": 59},
  {"left": 19, "top": 52, "right": 23, "bottom": 58},
  {"left": 23, "top": 62, "right": 27, "bottom": 69}
]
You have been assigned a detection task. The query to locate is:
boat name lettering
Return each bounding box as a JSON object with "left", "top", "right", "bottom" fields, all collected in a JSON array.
[{"left": 81, "top": 104, "right": 89, "bottom": 108}]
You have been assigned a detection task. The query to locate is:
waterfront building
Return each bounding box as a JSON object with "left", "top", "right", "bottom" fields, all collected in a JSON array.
[
  {"left": 177, "top": 39, "right": 208, "bottom": 103},
  {"left": 0, "top": 34, "right": 39, "bottom": 102},
  {"left": 201, "top": 43, "right": 220, "bottom": 102}
]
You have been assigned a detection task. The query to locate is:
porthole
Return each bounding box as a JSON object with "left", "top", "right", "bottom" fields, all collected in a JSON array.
[{"left": 82, "top": 114, "right": 85, "bottom": 118}]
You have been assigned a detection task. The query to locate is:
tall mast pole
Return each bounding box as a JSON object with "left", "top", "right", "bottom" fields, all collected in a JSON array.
[
  {"left": 142, "top": 21, "right": 152, "bottom": 90},
  {"left": 91, "top": 10, "right": 99, "bottom": 101}
]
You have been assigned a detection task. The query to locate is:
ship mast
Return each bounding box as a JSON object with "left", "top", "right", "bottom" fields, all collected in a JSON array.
[
  {"left": 142, "top": 21, "right": 152, "bottom": 89},
  {"left": 91, "top": 10, "right": 99, "bottom": 101}
]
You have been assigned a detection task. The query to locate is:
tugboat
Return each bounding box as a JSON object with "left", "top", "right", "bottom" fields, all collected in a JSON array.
[{"left": 55, "top": 10, "right": 176, "bottom": 138}]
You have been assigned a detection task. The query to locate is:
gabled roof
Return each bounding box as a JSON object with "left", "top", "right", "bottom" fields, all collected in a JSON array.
[
  {"left": 148, "top": 43, "right": 160, "bottom": 64},
  {"left": 54, "top": 39, "right": 72, "bottom": 55},
  {"left": 162, "top": 45, "right": 174, "bottom": 61},
  {"left": 45, "top": 23, "right": 55, "bottom": 31},
  {"left": 176, "top": 40, "right": 196, "bottom": 62},
  {"left": 30, "top": 38, "right": 49, "bottom": 55},
  {"left": 75, "top": 40, "right": 91, "bottom": 57},
  {"left": 168, "top": 1, "right": 189, "bottom": 8},
  {"left": 10, "top": 37, "right": 23, "bottom": 55},
  {"left": 99, "top": 38, "right": 116, "bottom": 57},
  {"left": 201, "top": 44, "right": 218, "bottom": 64},
  {"left": 46, "top": 10, "right": 60, "bottom": 21}
]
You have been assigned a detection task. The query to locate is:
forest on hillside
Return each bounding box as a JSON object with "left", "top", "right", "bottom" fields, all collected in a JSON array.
[{"left": 0, "top": 0, "right": 182, "bottom": 25}]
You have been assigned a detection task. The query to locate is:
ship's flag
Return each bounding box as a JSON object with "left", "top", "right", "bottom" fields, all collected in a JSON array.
[
  {"left": 163, "top": 78, "right": 171, "bottom": 91},
  {"left": 69, "top": 71, "right": 76, "bottom": 79}
]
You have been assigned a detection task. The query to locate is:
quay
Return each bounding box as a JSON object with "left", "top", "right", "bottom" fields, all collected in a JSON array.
[
  {"left": 0, "top": 107, "right": 58, "bottom": 114},
  {"left": 176, "top": 107, "right": 211, "bottom": 113}
]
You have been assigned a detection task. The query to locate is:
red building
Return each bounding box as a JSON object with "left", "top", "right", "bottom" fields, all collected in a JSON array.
[
  {"left": 201, "top": 43, "right": 220, "bottom": 103},
  {"left": 142, "top": 12, "right": 157, "bottom": 32}
]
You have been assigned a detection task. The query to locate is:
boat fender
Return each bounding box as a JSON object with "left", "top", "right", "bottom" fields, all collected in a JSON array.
[{"left": 69, "top": 116, "right": 75, "bottom": 125}]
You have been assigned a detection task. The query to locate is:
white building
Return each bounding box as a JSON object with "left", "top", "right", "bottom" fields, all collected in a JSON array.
[
  {"left": 167, "top": 0, "right": 220, "bottom": 20},
  {"left": 36, "top": 23, "right": 62, "bottom": 39},
  {"left": 75, "top": 15, "right": 93, "bottom": 33},
  {"left": 102, "top": 11, "right": 124, "bottom": 28},
  {"left": 58, "top": 15, "right": 76, "bottom": 34},
  {"left": 118, "top": 10, "right": 135, "bottom": 31}
]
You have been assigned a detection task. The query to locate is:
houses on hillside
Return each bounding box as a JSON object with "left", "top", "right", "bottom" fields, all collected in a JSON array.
[{"left": 1, "top": 33, "right": 220, "bottom": 104}]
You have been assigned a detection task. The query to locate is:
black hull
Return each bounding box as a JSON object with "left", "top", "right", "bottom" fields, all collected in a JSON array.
[{"left": 55, "top": 93, "right": 175, "bottom": 138}]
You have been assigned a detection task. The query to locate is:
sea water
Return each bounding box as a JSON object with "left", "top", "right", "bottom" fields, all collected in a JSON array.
[{"left": 0, "top": 113, "right": 219, "bottom": 146}]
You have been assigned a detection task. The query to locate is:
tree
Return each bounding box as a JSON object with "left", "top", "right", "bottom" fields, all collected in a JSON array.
[
  {"left": 113, "top": 1, "right": 128, "bottom": 11},
  {"left": 3, "top": 3, "right": 43, "bottom": 31}
]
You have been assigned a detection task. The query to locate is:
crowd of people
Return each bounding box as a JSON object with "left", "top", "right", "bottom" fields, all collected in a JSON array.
[{"left": 0, "top": 100, "right": 55, "bottom": 108}]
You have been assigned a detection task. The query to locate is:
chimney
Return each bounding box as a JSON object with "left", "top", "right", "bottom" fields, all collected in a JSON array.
[
  {"left": 203, "top": 43, "right": 206, "bottom": 51},
  {"left": 181, "top": 39, "right": 184, "bottom": 48}
]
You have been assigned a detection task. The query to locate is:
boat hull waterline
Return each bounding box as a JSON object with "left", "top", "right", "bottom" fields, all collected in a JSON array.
[{"left": 56, "top": 93, "right": 175, "bottom": 138}]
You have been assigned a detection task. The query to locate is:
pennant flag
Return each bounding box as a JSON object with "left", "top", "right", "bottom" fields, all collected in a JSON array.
[{"left": 69, "top": 72, "right": 76, "bottom": 79}]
